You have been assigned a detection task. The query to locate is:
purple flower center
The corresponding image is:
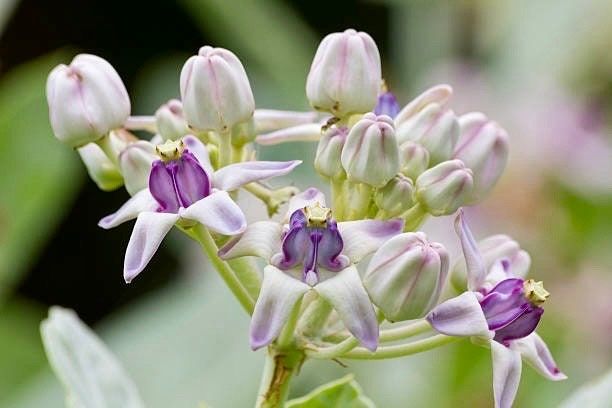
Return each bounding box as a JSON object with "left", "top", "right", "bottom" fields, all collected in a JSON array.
[
  {"left": 274, "top": 205, "right": 346, "bottom": 285},
  {"left": 479, "top": 278, "right": 548, "bottom": 345},
  {"left": 148, "top": 143, "right": 210, "bottom": 213},
  {"left": 374, "top": 91, "right": 400, "bottom": 118}
]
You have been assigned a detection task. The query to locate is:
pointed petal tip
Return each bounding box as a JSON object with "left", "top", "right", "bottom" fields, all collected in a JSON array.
[{"left": 249, "top": 334, "right": 272, "bottom": 351}]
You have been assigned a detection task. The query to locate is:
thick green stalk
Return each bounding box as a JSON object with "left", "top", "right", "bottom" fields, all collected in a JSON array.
[
  {"left": 379, "top": 320, "right": 431, "bottom": 342},
  {"left": 255, "top": 348, "right": 304, "bottom": 408},
  {"left": 341, "top": 335, "right": 459, "bottom": 360},
  {"left": 192, "top": 225, "right": 254, "bottom": 314}
]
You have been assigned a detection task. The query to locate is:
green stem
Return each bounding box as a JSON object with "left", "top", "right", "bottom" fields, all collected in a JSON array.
[
  {"left": 401, "top": 202, "right": 428, "bottom": 231},
  {"left": 296, "top": 296, "right": 333, "bottom": 339},
  {"left": 95, "top": 133, "right": 119, "bottom": 167},
  {"left": 227, "top": 257, "right": 262, "bottom": 299},
  {"left": 277, "top": 298, "right": 303, "bottom": 348},
  {"left": 217, "top": 130, "right": 232, "bottom": 168},
  {"left": 331, "top": 178, "right": 346, "bottom": 221},
  {"left": 346, "top": 182, "right": 372, "bottom": 220},
  {"left": 379, "top": 319, "right": 431, "bottom": 342},
  {"left": 340, "top": 335, "right": 459, "bottom": 360},
  {"left": 255, "top": 348, "right": 304, "bottom": 408},
  {"left": 192, "top": 224, "right": 254, "bottom": 314}
]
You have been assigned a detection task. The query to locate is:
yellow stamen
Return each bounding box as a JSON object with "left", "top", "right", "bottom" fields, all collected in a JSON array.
[
  {"left": 523, "top": 279, "right": 550, "bottom": 306},
  {"left": 304, "top": 202, "right": 331, "bottom": 228},
  {"left": 155, "top": 139, "right": 184, "bottom": 161}
]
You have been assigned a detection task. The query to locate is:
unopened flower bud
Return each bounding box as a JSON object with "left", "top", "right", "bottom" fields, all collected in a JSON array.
[
  {"left": 453, "top": 112, "right": 509, "bottom": 204},
  {"left": 451, "top": 234, "right": 531, "bottom": 292},
  {"left": 155, "top": 99, "right": 188, "bottom": 141},
  {"left": 46, "top": 54, "right": 130, "bottom": 148},
  {"left": 415, "top": 160, "right": 473, "bottom": 216},
  {"left": 399, "top": 141, "right": 429, "bottom": 180},
  {"left": 364, "top": 232, "right": 449, "bottom": 321},
  {"left": 340, "top": 113, "right": 399, "bottom": 187},
  {"left": 395, "top": 85, "right": 458, "bottom": 165},
  {"left": 314, "top": 126, "right": 348, "bottom": 179},
  {"left": 306, "top": 29, "right": 381, "bottom": 118},
  {"left": 119, "top": 141, "right": 157, "bottom": 195},
  {"left": 374, "top": 91, "right": 400, "bottom": 118},
  {"left": 180, "top": 46, "right": 255, "bottom": 132},
  {"left": 374, "top": 174, "right": 414, "bottom": 217},
  {"left": 77, "top": 143, "right": 123, "bottom": 191}
]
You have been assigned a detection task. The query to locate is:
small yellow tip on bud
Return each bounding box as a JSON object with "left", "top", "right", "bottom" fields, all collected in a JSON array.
[
  {"left": 155, "top": 139, "right": 184, "bottom": 161},
  {"left": 304, "top": 202, "right": 331, "bottom": 228},
  {"left": 523, "top": 279, "right": 550, "bottom": 306}
]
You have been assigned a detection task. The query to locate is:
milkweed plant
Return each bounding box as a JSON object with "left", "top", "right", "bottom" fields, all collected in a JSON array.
[{"left": 42, "top": 29, "right": 566, "bottom": 408}]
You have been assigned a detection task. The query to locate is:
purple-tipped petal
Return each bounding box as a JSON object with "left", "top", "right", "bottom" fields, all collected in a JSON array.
[
  {"left": 173, "top": 151, "right": 210, "bottom": 207},
  {"left": 317, "top": 220, "right": 348, "bottom": 271},
  {"left": 218, "top": 221, "right": 283, "bottom": 261},
  {"left": 493, "top": 307, "right": 543, "bottom": 344},
  {"left": 510, "top": 333, "right": 567, "bottom": 381},
  {"left": 250, "top": 265, "right": 310, "bottom": 350},
  {"left": 491, "top": 340, "right": 522, "bottom": 408},
  {"left": 426, "top": 292, "right": 492, "bottom": 338},
  {"left": 255, "top": 123, "right": 322, "bottom": 145},
  {"left": 455, "top": 210, "right": 487, "bottom": 291},
  {"left": 124, "top": 212, "right": 179, "bottom": 283},
  {"left": 98, "top": 189, "right": 159, "bottom": 229},
  {"left": 285, "top": 188, "right": 326, "bottom": 221},
  {"left": 182, "top": 135, "right": 213, "bottom": 174},
  {"left": 374, "top": 91, "right": 400, "bottom": 118},
  {"left": 149, "top": 161, "right": 180, "bottom": 213},
  {"left": 213, "top": 160, "right": 302, "bottom": 192},
  {"left": 179, "top": 191, "right": 246, "bottom": 235},
  {"left": 315, "top": 266, "right": 379, "bottom": 351},
  {"left": 338, "top": 219, "right": 404, "bottom": 263}
]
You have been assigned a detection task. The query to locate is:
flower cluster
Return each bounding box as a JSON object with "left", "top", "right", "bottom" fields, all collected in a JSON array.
[{"left": 46, "top": 27, "right": 564, "bottom": 408}]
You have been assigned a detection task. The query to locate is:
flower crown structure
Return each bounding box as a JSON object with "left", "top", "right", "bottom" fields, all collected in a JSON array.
[{"left": 45, "top": 28, "right": 565, "bottom": 408}]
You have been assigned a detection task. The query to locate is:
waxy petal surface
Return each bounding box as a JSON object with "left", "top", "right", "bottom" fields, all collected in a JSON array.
[
  {"left": 338, "top": 219, "right": 404, "bottom": 263},
  {"left": 179, "top": 191, "right": 246, "bottom": 235},
  {"left": 491, "top": 341, "right": 522, "bottom": 408},
  {"left": 249, "top": 265, "right": 310, "bottom": 350},
  {"left": 455, "top": 210, "right": 487, "bottom": 291},
  {"left": 182, "top": 135, "right": 213, "bottom": 174},
  {"left": 315, "top": 266, "right": 379, "bottom": 351},
  {"left": 98, "top": 189, "right": 159, "bottom": 229},
  {"left": 426, "top": 292, "right": 492, "bottom": 338},
  {"left": 510, "top": 333, "right": 567, "bottom": 381},
  {"left": 213, "top": 160, "right": 301, "bottom": 192},
  {"left": 124, "top": 212, "right": 179, "bottom": 283},
  {"left": 218, "top": 221, "right": 283, "bottom": 261}
]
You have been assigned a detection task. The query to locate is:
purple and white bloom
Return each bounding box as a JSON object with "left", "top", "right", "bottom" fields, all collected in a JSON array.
[
  {"left": 426, "top": 211, "right": 566, "bottom": 408},
  {"left": 219, "top": 188, "right": 404, "bottom": 351},
  {"left": 99, "top": 135, "right": 301, "bottom": 283}
]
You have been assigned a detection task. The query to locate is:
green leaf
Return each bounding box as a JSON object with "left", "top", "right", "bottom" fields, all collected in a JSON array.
[
  {"left": 558, "top": 367, "right": 612, "bottom": 408},
  {"left": 286, "top": 375, "right": 376, "bottom": 408},
  {"left": 0, "top": 51, "right": 83, "bottom": 301},
  {"left": 41, "top": 307, "right": 145, "bottom": 408}
]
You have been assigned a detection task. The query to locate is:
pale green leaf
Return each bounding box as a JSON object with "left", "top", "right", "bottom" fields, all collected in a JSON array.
[
  {"left": 558, "top": 367, "right": 612, "bottom": 408},
  {"left": 286, "top": 374, "right": 376, "bottom": 408}
]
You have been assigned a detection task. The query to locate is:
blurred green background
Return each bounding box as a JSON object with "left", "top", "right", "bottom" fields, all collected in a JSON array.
[{"left": 1, "top": 0, "right": 611, "bottom": 406}]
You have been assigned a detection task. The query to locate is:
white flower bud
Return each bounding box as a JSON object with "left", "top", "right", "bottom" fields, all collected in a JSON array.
[
  {"left": 395, "top": 85, "right": 458, "bottom": 165},
  {"left": 415, "top": 159, "right": 473, "bottom": 216},
  {"left": 180, "top": 46, "right": 255, "bottom": 132},
  {"left": 77, "top": 143, "right": 123, "bottom": 191},
  {"left": 118, "top": 141, "right": 157, "bottom": 195},
  {"left": 155, "top": 99, "right": 188, "bottom": 141},
  {"left": 46, "top": 54, "right": 130, "bottom": 148},
  {"left": 314, "top": 126, "right": 348, "bottom": 179},
  {"left": 399, "top": 141, "right": 429, "bottom": 180},
  {"left": 374, "top": 174, "right": 415, "bottom": 217},
  {"left": 306, "top": 29, "right": 381, "bottom": 118},
  {"left": 451, "top": 234, "right": 531, "bottom": 292},
  {"left": 454, "top": 112, "right": 509, "bottom": 204},
  {"left": 340, "top": 113, "right": 399, "bottom": 187},
  {"left": 364, "top": 232, "right": 449, "bottom": 322}
]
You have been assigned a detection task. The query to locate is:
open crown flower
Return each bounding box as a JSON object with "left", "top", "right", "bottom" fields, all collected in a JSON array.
[
  {"left": 426, "top": 210, "right": 566, "bottom": 408},
  {"left": 98, "top": 135, "right": 300, "bottom": 283},
  {"left": 219, "top": 188, "right": 404, "bottom": 351}
]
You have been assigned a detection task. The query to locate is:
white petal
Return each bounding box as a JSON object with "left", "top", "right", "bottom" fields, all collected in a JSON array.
[
  {"left": 510, "top": 333, "right": 567, "bottom": 381},
  {"left": 338, "top": 219, "right": 404, "bottom": 263},
  {"left": 213, "top": 160, "right": 301, "bottom": 192},
  {"left": 315, "top": 266, "right": 379, "bottom": 351},
  {"left": 179, "top": 191, "right": 246, "bottom": 235},
  {"left": 454, "top": 210, "right": 487, "bottom": 291},
  {"left": 426, "top": 291, "right": 492, "bottom": 338},
  {"left": 250, "top": 265, "right": 310, "bottom": 350},
  {"left": 98, "top": 189, "right": 159, "bottom": 229},
  {"left": 182, "top": 134, "right": 213, "bottom": 174},
  {"left": 124, "top": 212, "right": 178, "bottom": 283},
  {"left": 284, "top": 187, "right": 327, "bottom": 220},
  {"left": 491, "top": 340, "right": 522, "bottom": 408},
  {"left": 218, "top": 221, "right": 282, "bottom": 261},
  {"left": 255, "top": 123, "right": 322, "bottom": 145}
]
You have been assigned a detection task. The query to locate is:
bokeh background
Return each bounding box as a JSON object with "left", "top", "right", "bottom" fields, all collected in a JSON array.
[{"left": 1, "top": 0, "right": 611, "bottom": 406}]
